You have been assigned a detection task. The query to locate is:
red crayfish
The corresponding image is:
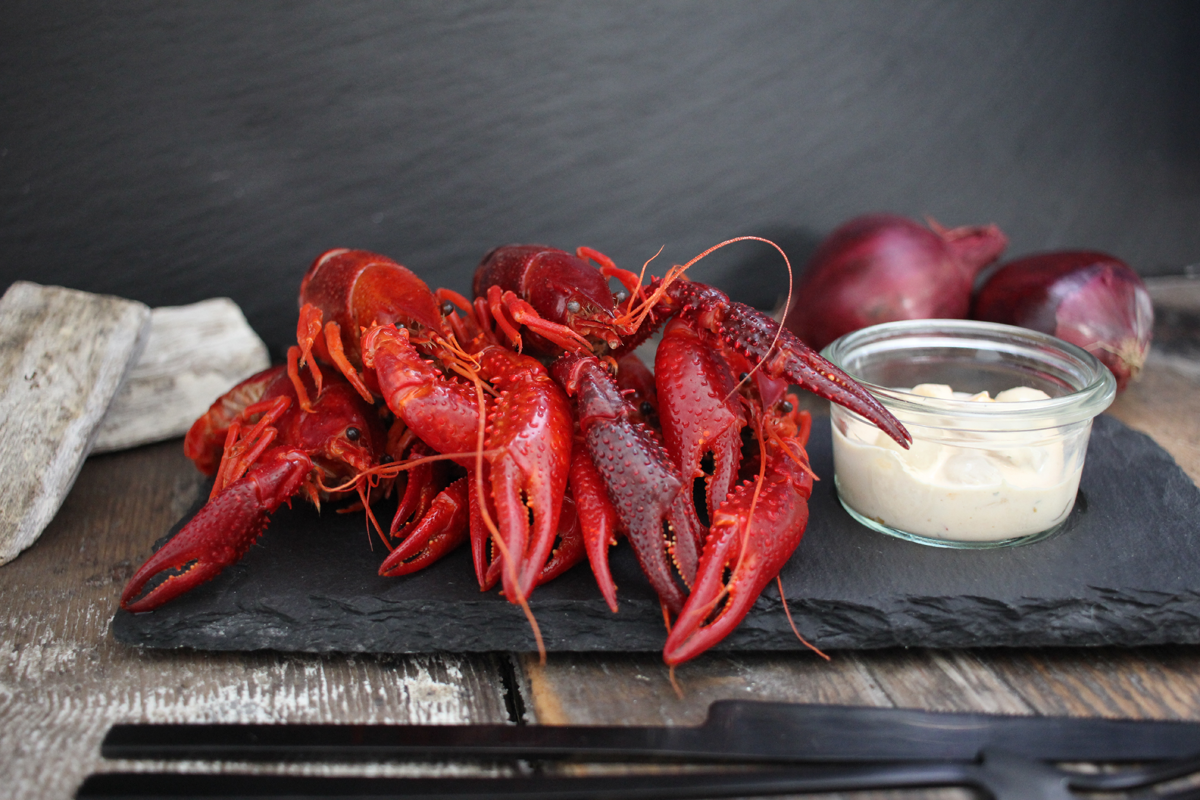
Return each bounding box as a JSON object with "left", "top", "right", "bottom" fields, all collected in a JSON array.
[{"left": 120, "top": 239, "right": 909, "bottom": 666}]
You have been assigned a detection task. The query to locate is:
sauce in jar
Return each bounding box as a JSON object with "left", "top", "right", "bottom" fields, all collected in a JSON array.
[{"left": 832, "top": 384, "right": 1083, "bottom": 543}]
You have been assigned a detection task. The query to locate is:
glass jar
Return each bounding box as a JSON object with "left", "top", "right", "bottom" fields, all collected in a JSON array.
[{"left": 821, "top": 319, "right": 1117, "bottom": 548}]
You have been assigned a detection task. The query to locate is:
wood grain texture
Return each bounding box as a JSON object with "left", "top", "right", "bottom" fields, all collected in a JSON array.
[
  {"left": 0, "top": 441, "right": 513, "bottom": 800},
  {"left": 92, "top": 298, "right": 270, "bottom": 453},
  {"left": 0, "top": 282, "right": 149, "bottom": 565},
  {"left": 1107, "top": 354, "right": 1200, "bottom": 484},
  {"left": 982, "top": 647, "right": 1200, "bottom": 720}
]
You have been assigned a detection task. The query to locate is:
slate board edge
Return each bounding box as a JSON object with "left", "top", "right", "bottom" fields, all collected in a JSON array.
[{"left": 112, "top": 585, "right": 1200, "bottom": 654}]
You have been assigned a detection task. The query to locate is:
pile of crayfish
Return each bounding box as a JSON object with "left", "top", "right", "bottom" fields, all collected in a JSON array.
[{"left": 120, "top": 238, "right": 909, "bottom": 666}]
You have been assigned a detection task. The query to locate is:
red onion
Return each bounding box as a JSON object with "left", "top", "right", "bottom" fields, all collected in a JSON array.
[
  {"left": 971, "top": 251, "right": 1153, "bottom": 392},
  {"left": 783, "top": 213, "right": 1008, "bottom": 351}
]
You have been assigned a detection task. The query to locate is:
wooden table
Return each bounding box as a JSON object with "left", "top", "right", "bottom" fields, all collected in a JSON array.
[{"left": 3, "top": 279, "right": 1199, "bottom": 800}]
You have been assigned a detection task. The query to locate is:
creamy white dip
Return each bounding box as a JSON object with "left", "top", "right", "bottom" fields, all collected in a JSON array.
[{"left": 832, "top": 384, "right": 1083, "bottom": 542}]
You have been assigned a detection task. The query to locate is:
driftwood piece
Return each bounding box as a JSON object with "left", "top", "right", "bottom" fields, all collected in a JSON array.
[
  {"left": 0, "top": 281, "right": 150, "bottom": 565},
  {"left": 92, "top": 298, "right": 270, "bottom": 453}
]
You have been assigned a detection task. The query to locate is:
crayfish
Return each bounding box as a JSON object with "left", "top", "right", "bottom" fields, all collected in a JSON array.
[{"left": 120, "top": 239, "right": 909, "bottom": 666}]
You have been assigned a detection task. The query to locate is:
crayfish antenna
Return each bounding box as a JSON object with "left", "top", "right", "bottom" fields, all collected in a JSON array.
[
  {"left": 776, "top": 576, "right": 829, "bottom": 661},
  {"left": 612, "top": 236, "right": 794, "bottom": 355},
  {"left": 668, "top": 665, "right": 685, "bottom": 699},
  {"left": 725, "top": 238, "right": 795, "bottom": 401},
  {"left": 610, "top": 245, "right": 665, "bottom": 321}
]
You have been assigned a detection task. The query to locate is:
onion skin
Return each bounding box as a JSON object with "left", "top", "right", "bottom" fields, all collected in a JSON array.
[
  {"left": 783, "top": 213, "right": 1008, "bottom": 351},
  {"left": 971, "top": 251, "right": 1153, "bottom": 392}
]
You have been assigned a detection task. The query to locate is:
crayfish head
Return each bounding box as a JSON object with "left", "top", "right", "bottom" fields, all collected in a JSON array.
[
  {"left": 523, "top": 247, "right": 628, "bottom": 352},
  {"left": 294, "top": 380, "right": 388, "bottom": 493},
  {"left": 530, "top": 279, "right": 626, "bottom": 354}
]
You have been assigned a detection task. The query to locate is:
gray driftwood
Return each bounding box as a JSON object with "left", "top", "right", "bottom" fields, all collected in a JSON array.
[
  {"left": 92, "top": 298, "right": 270, "bottom": 453},
  {"left": 0, "top": 281, "right": 150, "bottom": 565}
]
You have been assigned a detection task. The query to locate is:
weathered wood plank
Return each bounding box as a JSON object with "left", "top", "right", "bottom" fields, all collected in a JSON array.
[
  {"left": 981, "top": 647, "right": 1200, "bottom": 720},
  {"left": 517, "top": 651, "right": 890, "bottom": 727},
  {"left": 92, "top": 298, "right": 270, "bottom": 453},
  {"left": 518, "top": 651, "right": 981, "bottom": 799},
  {"left": 0, "top": 282, "right": 149, "bottom": 566},
  {"left": 1107, "top": 362, "right": 1200, "bottom": 485},
  {"left": 853, "top": 649, "right": 1033, "bottom": 715},
  {"left": 0, "top": 441, "right": 514, "bottom": 800}
]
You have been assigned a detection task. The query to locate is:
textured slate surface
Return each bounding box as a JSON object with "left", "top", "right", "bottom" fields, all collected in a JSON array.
[{"left": 113, "top": 415, "right": 1200, "bottom": 654}]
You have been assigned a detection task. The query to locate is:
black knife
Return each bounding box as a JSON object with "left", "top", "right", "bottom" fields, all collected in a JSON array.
[
  {"left": 71, "top": 756, "right": 1069, "bottom": 799},
  {"left": 100, "top": 699, "right": 1200, "bottom": 764}
]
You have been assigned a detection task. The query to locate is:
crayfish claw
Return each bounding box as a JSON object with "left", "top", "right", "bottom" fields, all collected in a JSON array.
[
  {"left": 534, "top": 493, "right": 588, "bottom": 587},
  {"left": 568, "top": 447, "right": 622, "bottom": 612},
  {"left": 662, "top": 440, "right": 813, "bottom": 666},
  {"left": 475, "top": 346, "right": 575, "bottom": 603},
  {"left": 553, "top": 352, "right": 690, "bottom": 614},
  {"left": 121, "top": 449, "right": 313, "bottom": 613}
]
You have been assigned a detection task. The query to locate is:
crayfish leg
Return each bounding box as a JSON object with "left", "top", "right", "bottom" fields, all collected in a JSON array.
[
  {"left": 184, "top": 366, "right": 287, "bottom": 476},
  {"left": 321, "top": 320, "right": 376, "bottom": 404},
  {"left": 379, "top": 476, "right": 470, "bottom": 577},
  {"left": 289, "top": 303, "right": 327, "bottom": 411}
]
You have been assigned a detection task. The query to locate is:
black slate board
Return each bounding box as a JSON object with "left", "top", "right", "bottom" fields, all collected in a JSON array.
[{"left": 112, "top": 415, "right": 1200, "bottom": 653}]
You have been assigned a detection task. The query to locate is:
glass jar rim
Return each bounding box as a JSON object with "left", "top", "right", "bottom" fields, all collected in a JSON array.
[{"left": 821, "top": 319, "right": 1117, "bottom": 428}]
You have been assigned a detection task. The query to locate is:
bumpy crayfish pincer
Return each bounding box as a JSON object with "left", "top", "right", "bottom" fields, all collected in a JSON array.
[
  {"left": 663, "top": 408, "right": 815, "bottom": 666},
  {"left": 121, "top": 366, "right": 388, "bottom": 613},
  {"left": 120, "top": 449, "right": 314, "bottom": 612},
  {"left": 552, "top": 352, "right": 689, "bottom": 614},
  {"left": 474, "top": 345, "right": 575, "bottom": 602}
]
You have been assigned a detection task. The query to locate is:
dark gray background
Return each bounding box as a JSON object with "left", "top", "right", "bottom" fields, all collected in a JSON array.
[{"left": 3, "top": 1, "right": 1197, "bottom": 358}]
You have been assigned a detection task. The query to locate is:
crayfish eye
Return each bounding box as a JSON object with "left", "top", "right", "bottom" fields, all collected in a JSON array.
[
  {"left": 440, "top": 300, "right": 455, "bottom": 315},
  {"left": 780, "top": 400, "right": 793, "bottom": 413},
  {"left": 614, "top": 290, "right": 628, "bottom": 303},
  {"left": 566, "top": 300, "right": 582, "bottom": 315},
  {"left": 379, "top": 453, "right": 394, "bottom": 464},
  {"left": 345, "top": 426, "right": 361, "bottom": 442}
]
